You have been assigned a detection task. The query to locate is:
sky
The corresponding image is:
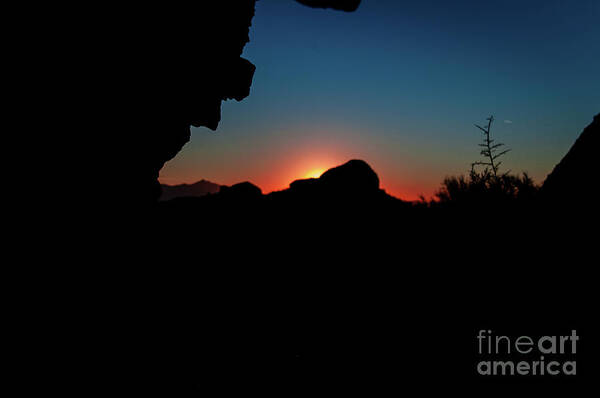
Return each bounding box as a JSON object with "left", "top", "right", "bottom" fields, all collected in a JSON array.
[{"left": 160, "top": 0, "right": 600, "bottom": 200}]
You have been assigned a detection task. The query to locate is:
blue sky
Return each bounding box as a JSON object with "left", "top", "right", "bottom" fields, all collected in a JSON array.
[{"left": 160, "top": 0, "right": 600, "bottom": 199}]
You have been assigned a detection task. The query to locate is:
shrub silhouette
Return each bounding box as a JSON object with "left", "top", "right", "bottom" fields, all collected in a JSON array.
[
  {"left": 432, "top": 116, "right": 539, "bottom": 208},
  {"left": 435, "top": 170, "right": 538, "bottom": 206}
]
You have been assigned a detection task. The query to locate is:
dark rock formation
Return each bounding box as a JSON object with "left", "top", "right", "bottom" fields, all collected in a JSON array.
[
  {"left": 122, "top": 1, "right": 258, "bottom": 205},
  {"left": 159, "top": 180, "right": 221, "bottom": 201},
  {"left": 158, "top": 160, "right": 402, "bottom": 217},
  {"left": 541, "top": 113, "right": 600, "bottom": 207},
  {"left": 219, "top": 181, "right": 263, "bottom": 201},
  {"left": 159, "top": 160, "right": 390, "bottom": 205},
  {"left": 110, "top": 1, "right": 361, "bottom": 206},
  {"left": 319, "top": 159, "right": 380, "bottom": 192},
  {"left": 280, "top": 159, "right": 387, "bottom": 205}
]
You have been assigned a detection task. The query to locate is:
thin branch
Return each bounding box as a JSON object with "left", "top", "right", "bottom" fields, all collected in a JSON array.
[
  {"left": 474, "top": 124, "right": 488, "bottom": 133},
  {"left": 492, "top": 149, "right": 511, "bottom": 160}
]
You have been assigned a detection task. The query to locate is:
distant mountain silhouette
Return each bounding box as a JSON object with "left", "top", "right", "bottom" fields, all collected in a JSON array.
[{"left": 159, "top": 180, "right": 221, "bottom": 201}]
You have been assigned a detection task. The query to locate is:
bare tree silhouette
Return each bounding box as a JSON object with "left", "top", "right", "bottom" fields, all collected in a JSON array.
[
  {"left": 471, "top": 115, "right": 511, "bottom": 177},
  {"left": 432, "top": 115, "right": 538, "bottom": 206}
]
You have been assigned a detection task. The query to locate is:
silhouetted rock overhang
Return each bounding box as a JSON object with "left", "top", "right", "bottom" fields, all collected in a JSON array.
[{"left": 121, "top": 1, "right": 361, "bottom": 204}]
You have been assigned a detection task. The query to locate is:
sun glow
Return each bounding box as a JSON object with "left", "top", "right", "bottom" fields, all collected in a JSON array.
[{"left": 303, "top": 168, "right": 326, "bottom": 179}]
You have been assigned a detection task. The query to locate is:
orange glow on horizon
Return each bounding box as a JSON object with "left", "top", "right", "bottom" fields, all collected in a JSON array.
[
  {"left": 303, "top": 168, "right": 326, "bottom": 179},
  {"left": 159, "top": 138, "right": 435, "bottom": 201}
]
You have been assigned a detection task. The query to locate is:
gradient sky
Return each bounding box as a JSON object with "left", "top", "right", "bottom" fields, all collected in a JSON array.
[{"left": 160, "top": 0, "right": 600, "bottom": 200}]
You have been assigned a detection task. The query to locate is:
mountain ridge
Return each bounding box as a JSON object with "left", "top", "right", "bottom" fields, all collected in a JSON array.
[{"left": 160, "top": 179, "right": 222, "bottom": 201}]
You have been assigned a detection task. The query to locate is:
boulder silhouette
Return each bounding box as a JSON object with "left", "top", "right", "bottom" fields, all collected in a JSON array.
[
  {"left": 319, "top": 159, "right": 380, "bottom": 192},
  {"left": 158, "top": 159, "right": 397, "bottom": 212},
  {"left": 219, "top": 181, "right": 263, "bottom": 201},
  {"left": 285, "top": 159, "right": 382, "bottom": 201}
]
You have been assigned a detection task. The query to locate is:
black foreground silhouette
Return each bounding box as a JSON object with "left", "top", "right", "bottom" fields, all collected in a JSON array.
[
  {"left": 125, "top": 115, "right": 596, "bottom": 396},
  {"left": 84, "top": 0, "right": 598, "bottom": 394}
]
